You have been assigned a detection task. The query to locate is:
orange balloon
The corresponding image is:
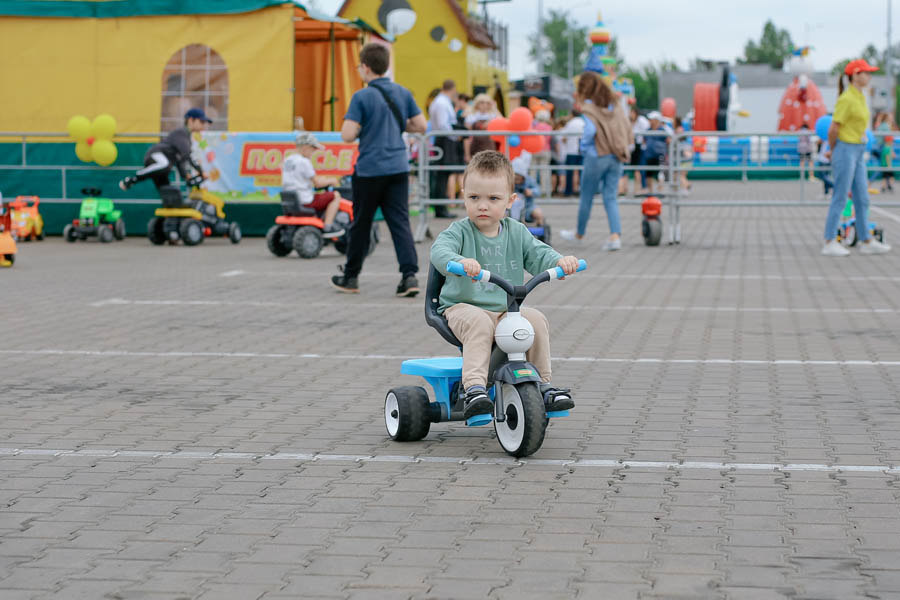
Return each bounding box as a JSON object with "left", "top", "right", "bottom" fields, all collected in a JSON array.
[
  {"left": 509, "top": 107, "right": 533, "bottom": 131},
  {"left": 521, "top": 132, "right": 544, "bottom": 153}
]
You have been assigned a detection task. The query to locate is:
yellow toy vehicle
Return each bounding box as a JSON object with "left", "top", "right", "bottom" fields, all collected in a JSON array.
[
  {"left": 147, "top": 178, "right": 241, "bottom": 246},
  {"left": 0, "top": 199, "right": 17, "bottom": 266},
  {"left": 8, "top": 195, "right": 44, "bottom": 241}
]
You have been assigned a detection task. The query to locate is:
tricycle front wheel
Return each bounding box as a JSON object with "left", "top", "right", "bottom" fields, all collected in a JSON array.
[{"left": 494, "top": 383, "right": 547, "bottom": 457}]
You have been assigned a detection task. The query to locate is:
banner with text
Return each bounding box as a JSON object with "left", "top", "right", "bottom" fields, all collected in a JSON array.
[{"left": 196, "top": 131, "right": 358, "bottom": 203}]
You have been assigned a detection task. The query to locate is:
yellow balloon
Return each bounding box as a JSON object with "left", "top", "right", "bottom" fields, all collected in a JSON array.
[
  {"left": 92, "top": 140, "right": 117, "bottom": 166},
  {"left": 67, "top": 115, "right": 91, "bottom": 141},
  {"left": 75, "top": 141, "right": 93, "bottom": 163},
  {"left": 90, "top": 114, "right": 117, "bottom": 141}
]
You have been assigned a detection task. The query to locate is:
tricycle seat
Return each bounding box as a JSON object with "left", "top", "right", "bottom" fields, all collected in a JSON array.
[{"left": 401, "top": 357, "right": 462, "bottom": 378}]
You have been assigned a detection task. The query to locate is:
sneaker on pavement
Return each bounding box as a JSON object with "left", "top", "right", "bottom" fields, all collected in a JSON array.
[
  {"left": 559, "top": 229, "right": 581, "bottom": 242},
  {"left": 322, "top": 224, "right": 345, "bottom": 238},
  {"left": 463, "top": 386, "right": 493, "bottom": 419},
  {"left": 821, "top": 240, "right": 850, "bottom": 257},
  {"left": 331, "top": 273, "right": 359, "bottom": 293},
  {"left": 118, "top": 176, "right": 137, "bottom": 191},
  {"left": 602, "top": 238, "right": 622, "bottom": 251},
  {"left": 396, "top": 274, "right": 419, "bottom": 297},
  {"left": 859, "top": 239, "right": 892, "bottom": 254}
]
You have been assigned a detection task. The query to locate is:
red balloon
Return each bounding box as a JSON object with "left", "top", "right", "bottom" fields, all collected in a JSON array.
[
  {"left": 508, "top": 146, "right": 523, "bottom": 160},
  {"left": 521, "top": 132, "right": 544, "bottom": 153},
  {"left": 661, "top": 97, "right": 676, "bottom": 119},
  {"left": 509, "top": 107, "right": 533, "bottom": 131},
  {"left": 487, "top": 117, "right": 510, "bottom": 145}
]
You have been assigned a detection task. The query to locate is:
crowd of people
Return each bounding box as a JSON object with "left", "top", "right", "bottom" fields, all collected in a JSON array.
[{"left": 419, "top": 79, "right": 691, "bottom": 212}]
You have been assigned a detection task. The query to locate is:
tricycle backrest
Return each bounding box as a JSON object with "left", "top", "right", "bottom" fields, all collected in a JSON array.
[{"left": 425, "top": 264, "right": 463, "bottom": 348}]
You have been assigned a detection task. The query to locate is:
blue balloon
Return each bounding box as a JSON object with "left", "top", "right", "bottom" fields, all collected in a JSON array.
[
  {"left": 866, "top": 128, "right": 876, "bottom": 151},
  {"left": 814, "top": 115, "right": 831, "bottom": 139},
  {"left": 508, "top": 135, "right": 521, "bottom": 148}
]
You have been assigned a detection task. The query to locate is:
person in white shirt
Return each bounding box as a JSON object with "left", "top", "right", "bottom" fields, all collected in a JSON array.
[
  {"left": 560, "top": 112, "right": 585, "bottom": 196},
  {"left": 281, "top": 132, "right": 345, "bottom": 236},
  {"left": 427, "top": 80, "right": 460, "bottom": 217},
  {"left": 629, "top": 106, "right": 650, "bottom": 195}
]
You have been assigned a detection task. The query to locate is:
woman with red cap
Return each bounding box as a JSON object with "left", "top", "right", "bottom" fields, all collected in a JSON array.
[{"left": 822, "top": 59, "right": 891, "bottom": 256}]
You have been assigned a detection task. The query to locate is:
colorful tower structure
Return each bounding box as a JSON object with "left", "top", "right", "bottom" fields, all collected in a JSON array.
[{"left": 583, "top": 12, "right": 634, "bottom": 104}]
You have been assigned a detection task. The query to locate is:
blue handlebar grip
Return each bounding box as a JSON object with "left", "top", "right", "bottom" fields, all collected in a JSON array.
[
  {"left": 447, "top": 261, "right": 483, "bottom": 280},
  {"left": 576, "top": 259, "right": 587, "bottom": 272},
  {"left": 554, "top": 266, "right": 566, "bottom": 279}
]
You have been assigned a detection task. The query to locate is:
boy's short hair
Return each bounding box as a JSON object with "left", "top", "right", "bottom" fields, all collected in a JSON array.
[
  {"left": 360, "top": 43, "right": 390, "bottom": 75},
  {"left": 462, "top": 150, "right": 515, "bottom": 192}
]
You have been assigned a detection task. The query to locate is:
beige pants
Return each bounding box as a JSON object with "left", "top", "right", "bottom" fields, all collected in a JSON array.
[{"left": 444, "top": 303, "right": 552, "bottom": 389}]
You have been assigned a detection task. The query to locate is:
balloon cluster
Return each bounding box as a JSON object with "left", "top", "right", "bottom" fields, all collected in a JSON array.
[
  {"left": 486, "top": 107, "right": 544, "bottom": 160},
  {"left": 66, "top": 115, "right": 118, "bottom": 167}
]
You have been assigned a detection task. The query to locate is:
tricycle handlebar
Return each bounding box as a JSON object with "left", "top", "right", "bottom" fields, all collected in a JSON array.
[{"left": 446, "top": 259, "right": 586, "bottom": 302}]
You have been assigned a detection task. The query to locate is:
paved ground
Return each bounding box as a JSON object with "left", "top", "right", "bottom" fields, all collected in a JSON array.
[{"left": 3, "top": 181, "right": 900, "bottom": 599}]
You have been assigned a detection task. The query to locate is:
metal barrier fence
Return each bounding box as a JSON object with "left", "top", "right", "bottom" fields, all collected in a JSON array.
[
  {"left": 413, "top": 128, "right": 900, "bottom": 244},
  {"left": 5, "top": 129, "right": 900, "bottom": 245},
  {"left": 0, "top": 132, "right": 178, "bottom": 202}
]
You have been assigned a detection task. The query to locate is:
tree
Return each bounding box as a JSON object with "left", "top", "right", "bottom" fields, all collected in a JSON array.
[
  {"left": 527, "top": 8, "right": 590, "bottom": 77},
  {"left": 622, "top": 61, "right": 679, "bottom": 110},
  {"left": 741, "top": 20, "right": 793, "bottom": 69}
]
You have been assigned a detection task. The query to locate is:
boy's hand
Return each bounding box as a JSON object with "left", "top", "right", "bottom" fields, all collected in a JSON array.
[
  {"left": 557, "top": 255, "right": 579, "bottom": 279},
  {"left": 524, "top": 188, "right": 533, "bottom": 197},
  {"left": 459, "top": 258, "right": 482, "bottom": 279}
]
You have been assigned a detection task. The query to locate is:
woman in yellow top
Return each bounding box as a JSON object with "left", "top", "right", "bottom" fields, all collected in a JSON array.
[{"left": 822, "top": 59, "right": 891, "bottom": 256}]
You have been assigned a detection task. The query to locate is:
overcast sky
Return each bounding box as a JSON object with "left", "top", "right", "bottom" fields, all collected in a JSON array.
[{"left": 314, "top": 0, "right": 897, "bottom": 77}]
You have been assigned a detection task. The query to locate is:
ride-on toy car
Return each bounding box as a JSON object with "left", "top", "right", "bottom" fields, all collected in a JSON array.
[
  {"left": 384, "top": 258, "right": 586, "bottom": 457},
  {"left": 8, "top": 195, "right": 44, "bottom": 241},
  {"left": 63, "top": 188, "right": 126, "bottom": 243},
  {"left": 147, "top": 177, "right": 241, "bottom": 246},
  {"left": 0, "top": 199, "right": 17, "bottom": 266},
  {"left": 641, "top": 196, "right": 663, "bottom": 246},
  {"left": 266, "top": 190, "right": 378, "bottom": 259}
]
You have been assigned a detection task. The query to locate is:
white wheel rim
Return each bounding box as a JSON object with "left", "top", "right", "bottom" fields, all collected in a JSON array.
[
  {"left": 385, "top": 392, "right": 400, "bottom": 437},
  {"left": 494, "top": 384, "right": 524, "bottom": 452}
]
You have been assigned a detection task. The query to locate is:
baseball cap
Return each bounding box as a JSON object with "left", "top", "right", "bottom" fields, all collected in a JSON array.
[
  {"left": 511, "top": 152, "right": 531, "bottom": 177},
  {"left": 184, "top": 108, "right": 213, "bottom": 123},
  {"left": 844, "top": 59, "right": 879, "bottom": 76},
  {"left": 647, "top": 110, "right": 663, "bottom": 121},
  {"left": 295, "top": 132, "right": 325, "bottom": 149}
]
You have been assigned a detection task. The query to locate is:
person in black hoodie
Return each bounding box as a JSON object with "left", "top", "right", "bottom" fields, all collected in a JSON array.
[{"left": 119, "top": 108, "right": 211, "bottom": 192}]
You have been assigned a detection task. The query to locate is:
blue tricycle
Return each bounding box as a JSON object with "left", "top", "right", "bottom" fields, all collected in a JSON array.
[{"left": 383, "top": 258, "right": 586, "bottom": 457}]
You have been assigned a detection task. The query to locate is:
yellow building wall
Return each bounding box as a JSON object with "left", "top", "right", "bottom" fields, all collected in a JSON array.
[
  {"left": 466, "top": 45, "right": 509, "bottom": 102},
  {"left": 0, "top": 5, "right": 294, "bottom": 133},
  {"left": 339, "top": 0, "right": 504, "bottom": 112}
]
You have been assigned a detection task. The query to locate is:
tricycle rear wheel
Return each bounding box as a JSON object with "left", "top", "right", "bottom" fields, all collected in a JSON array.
[{"left": 385, "top": 386, "right": 431, "bottom": 442}]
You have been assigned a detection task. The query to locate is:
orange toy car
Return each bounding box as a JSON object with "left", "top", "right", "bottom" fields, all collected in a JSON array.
[
  {"left": 9, "top": 196, "right": 44, "bottom": 241},
  {"left": 0, "top": 199, "right": 17, "bottom": 266}
]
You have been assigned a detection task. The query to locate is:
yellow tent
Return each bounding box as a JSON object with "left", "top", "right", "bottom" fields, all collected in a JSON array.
[{"left": 0, "top": 0, "right": 385, "bottom": 132}]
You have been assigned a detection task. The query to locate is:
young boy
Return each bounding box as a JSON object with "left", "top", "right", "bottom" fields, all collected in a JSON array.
[
  {"left": 282, "top": 132, "right": 345, "bottom": 236},
  {"left": 510, "top": 152, "right": 545, "bottom": 226},
  {"left": 119, "top": 108, "right": 210, "bottom": 192},
  {"left": 430, "top": 150, "right": 578, "bottom": 419}
]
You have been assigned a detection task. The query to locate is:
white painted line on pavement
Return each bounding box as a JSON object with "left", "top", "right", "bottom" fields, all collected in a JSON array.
[
  {"left": 219, "top": 270, "right": 245, "bottom": 277},
  {"left": 86, "top": 298, "right": 900, "bottom": 314},
  {"left": 871, "top": 206, "right": 900, "bottom": 225},
  {"left": 2, "top": 348, "right": 899, "bottom": 367},
  {"left": 0, "top": 447, "right": 897, "bottom": 474},
  {"left": 216, "top": 271, "right": 900, "bottom": 283}
]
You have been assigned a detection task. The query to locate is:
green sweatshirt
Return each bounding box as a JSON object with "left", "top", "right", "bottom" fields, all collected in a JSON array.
[{"left": 430, "top": 217, "right": 563, "bottom": 314}]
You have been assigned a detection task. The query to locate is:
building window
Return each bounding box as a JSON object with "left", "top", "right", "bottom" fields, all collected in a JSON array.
[{"left": 160, "top": 44, "right": 228, "bottom": 133}]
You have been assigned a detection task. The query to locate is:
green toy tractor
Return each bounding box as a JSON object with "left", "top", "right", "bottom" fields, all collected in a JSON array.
[{"left": 63, "top": 188, "right": 126, "bottom": 243}]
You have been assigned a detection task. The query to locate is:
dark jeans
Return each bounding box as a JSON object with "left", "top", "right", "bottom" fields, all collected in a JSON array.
[
  {"left": 344, "top": 172, "right": 418, "bottom": 279},
  {"left": 564, "top": 154, "right": 583, "bottom": 196}
]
